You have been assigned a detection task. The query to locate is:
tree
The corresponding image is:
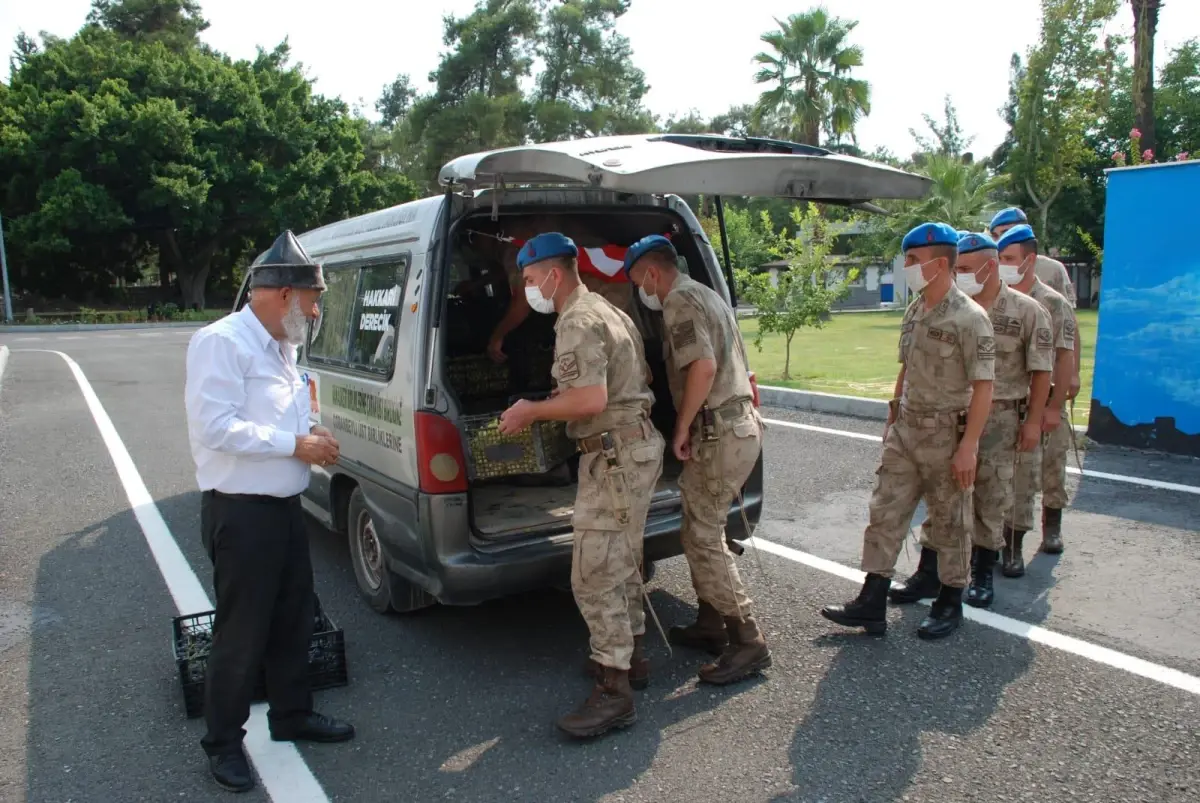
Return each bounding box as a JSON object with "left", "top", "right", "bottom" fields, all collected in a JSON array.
[
  {"left": 699, "top": 205, "right": 774, "bottom": 274},
  {"left": 909, "top": 95, "right": 973, "bottom": 158},
  {"left": 86, "top": 0, "right": 209, "bottom": 49},
  {"left": 1006, "top": 0, "right": 1121, "bottom": 236},
  {"left": 737, "top": 203, "right": 852, "bottom": 379},
  {"left": 661, "top": 110, "right": 709, "bottom": 134},
  {"left": 751, "top": 7, "right": 871, "bottom": 146},
  {"left": 1130, "top": 0, "right": 1160, "bottom": 156},
  {"left": 0, "top": 25, "right": 416, "bottom": 307},
  {"left": 376, "top": 73, "right": 416, "bottom": 129},
  {"left": 530, "top": 0, "right": 653, "bottom": 141}
]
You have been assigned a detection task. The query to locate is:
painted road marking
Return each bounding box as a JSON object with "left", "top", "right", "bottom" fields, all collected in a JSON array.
[
  {"left": 753, "top": 537, "right": 1200, "bottom": 698},
  {"left": 32, "top": 349, "right": 332, "bottom": 803},
  {"left": 0, "top": 345, "right": 8, "bottom": 401},
  {"left": 763, "top": 417, "right": 1200, "bottom": 496}
]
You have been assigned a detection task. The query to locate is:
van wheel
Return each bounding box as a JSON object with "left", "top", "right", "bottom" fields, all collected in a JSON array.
[{"left": 347, "top": 487, "right": 436, "bottom": 614}]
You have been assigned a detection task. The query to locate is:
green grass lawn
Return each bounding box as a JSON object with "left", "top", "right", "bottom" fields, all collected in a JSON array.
[{"left": 741, "top": 308, "right": 1099, "bottom": 426}]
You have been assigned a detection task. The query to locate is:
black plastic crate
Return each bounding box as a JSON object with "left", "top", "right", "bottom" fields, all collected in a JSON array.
[{"left": 172, "top": 595, "right": 348, "bottom": 719}]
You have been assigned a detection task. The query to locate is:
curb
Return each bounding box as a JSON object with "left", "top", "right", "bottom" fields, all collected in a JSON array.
[
  {"left": 759, "top": 384, "right": 1090, "bottom": 435},
  {"left": 0, "top": 321, "right": 207, "bottom": 333}
]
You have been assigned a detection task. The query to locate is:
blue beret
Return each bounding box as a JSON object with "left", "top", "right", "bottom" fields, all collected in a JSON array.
[
  {"left": 996, "top": 224, "right": 1037, "bottom": 251},
  {"left": 989, "top": 207, "right": 1028, "bottom": 230},
  {"left": 957, "top": 231, "right": 998, "bottom": 255},
  {"left": 516, "top": 232, "right": 577, "bottom": 270},
  {"left": 901, "top": 222, "right": 959, "bottom": 252},
  {"left": 623, "top": 234, "right": 677, "bottom": 274}
]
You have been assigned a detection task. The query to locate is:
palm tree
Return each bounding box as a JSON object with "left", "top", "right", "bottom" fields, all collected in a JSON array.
[
  {"left": 1130, "top": 0, "right": 1160, "bottom": 155},
  {"left": 751, "top": 7, "right": 871, "bottom": 147}
]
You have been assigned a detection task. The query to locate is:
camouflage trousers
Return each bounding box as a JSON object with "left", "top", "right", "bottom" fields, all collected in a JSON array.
[
  {"left": 920, "top": 402, "right": 1020, "bottom": 552},
  {"left": 863, "top": 411, "right": 972, "bottom": 588},
  {"left": 571, "top": 426, "right": 665, "bottom": 671},
  {"left": 1010, "top": 405, "right": 1071, "bottom": 530},
  {"left": 678, "top": 409, "right": 761, "bottom": 620}
]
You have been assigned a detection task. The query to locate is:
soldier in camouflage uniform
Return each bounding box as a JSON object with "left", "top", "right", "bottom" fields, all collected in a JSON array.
[
  {"left": 897, "top": 231, "right": 1052, "bottom": 609},
  {"left": 821, "top": 222, "right": 996, "bottom": 640},
  {"left": 499, "top": 233, "right": 663, "bottom": 738},
  {"left": 623, "top": 234, "right": 771, "bottom": 685},
  {"left": 997, "top": 225, "right": 1078, "bottom": 573}
]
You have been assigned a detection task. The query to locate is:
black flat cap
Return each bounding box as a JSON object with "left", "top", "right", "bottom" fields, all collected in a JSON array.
[{"left": 249, "top": 231, "right": 327, "bottom": 291}]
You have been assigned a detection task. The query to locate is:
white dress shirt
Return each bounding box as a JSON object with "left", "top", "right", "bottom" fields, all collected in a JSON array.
[{"left": 185, "top": 305, "right": 312, "bottom": 497}]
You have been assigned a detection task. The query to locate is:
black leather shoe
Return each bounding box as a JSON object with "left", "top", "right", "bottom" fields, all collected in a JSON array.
[
  {"left": 1001, "top": 526, "right": 1026, "bottom": 578},
  {"left": 965, "top": 547, "right": 997, "bottom": 609},
  {"left": 209, "top": 750, "right": 254, "bottom": 793},
  {"left": 917, "top": 585, "right": 964, "bottom": 640},
  {"left": 269, "top": 712, "right": 356, "bottom": 743},
  {"left": 888, "top": 547, "right": 940, "bottom": 604},
  {"left": 821, "top": 573, "right": 891, "bottom": 635},
  {"left": 1041, "top": 507, "right": 1064, "bottom": 554}
]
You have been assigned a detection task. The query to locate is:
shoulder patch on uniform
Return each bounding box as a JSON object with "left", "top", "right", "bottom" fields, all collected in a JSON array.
[
  {"left": 977, "top": 335, "right": 996, "bottom": 358},
  {"left": 1035, "top": 327, "right": 1052, "bottom": 348},
  {"left": 671, "top": 319, "right": 697, "bottom": 349},
  {"left": 557, "top": 351, "right": 581, "bottom": 382},
  {"left": 1063, "top": 317, "right": 1076, "bottom": 338}
]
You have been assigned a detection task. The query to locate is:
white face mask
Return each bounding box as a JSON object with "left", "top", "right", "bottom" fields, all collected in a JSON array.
[
  {"left": 638, "top": 274, "right": 662, "bottom": 311},
  {"left": 955, "top": 273, "right": 984, "bottom": 296},
  {"left": 903, "top": 258, "right": 939, "bottom": 294},
  {"left": 524, "top": 271, "right": 558, "bottom": 314},
  {"left": 282, "top": 294, "right": 308, "bottom": 345},
  {"left": 999, "top": 257, "right": 1028, "bottom": 286}
]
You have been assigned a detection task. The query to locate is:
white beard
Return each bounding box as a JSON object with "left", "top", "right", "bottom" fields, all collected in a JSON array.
[{"left": 281, "top": 295, "right": 308, "bottom": 345}]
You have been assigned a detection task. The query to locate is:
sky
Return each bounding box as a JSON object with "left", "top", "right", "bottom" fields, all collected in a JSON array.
[{"left": 4, "top": 0, "right": 1199, "bottom": 162}]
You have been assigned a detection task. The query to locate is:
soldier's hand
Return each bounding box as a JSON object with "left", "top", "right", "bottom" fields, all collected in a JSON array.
[
  {"left": 1018, "top": 420, "right": 1040, "bottom": 452},
  {"left": 950, "top": 442, "right": 978, "bottom": 490},
  {"left": 295, "top": 434, "right": 339, "bottom": 467},
  {"left": 498, "top": 399, "right": 536, "bottom": 434},
  {"left": 1068, "top": 375, "right": 1081, "bottom": 401},
  {"left": 672, "top": 427, "right": 692, "bottom": 461},
  {"left": 487, "top": 336, "right": 508, "bottom": 364},
  {"left": 1042, "top": 407, "right": 1062, "bottom": 434}
]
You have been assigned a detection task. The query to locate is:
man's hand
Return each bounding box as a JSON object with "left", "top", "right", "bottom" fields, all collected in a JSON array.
[
  {"left": 672, "top": 426, "right": 692, "bottom": 461},
  {"left": 1042, "top": 407, "right": 1062, "bottom": 434},
  {"left": 295, "top": 433, "right": 339, "bottom": 466},
  {"left": 1018, "top": 419, "right": 1040, "bottom": 452},
  {"left": 498, "top": 399, "right": 537, "bottom": 435},
  {"left": 951, "top": 440, "right": 978, "bottom": 490},
  {"left": 487, "top": 336, "right": 507, "bottom": 364},
  {"left": 311, "top": 425, "right": 334, "bottom": 439},
  {"left": 1068, "top": 374, "right": 1081, "bottom": 401}
]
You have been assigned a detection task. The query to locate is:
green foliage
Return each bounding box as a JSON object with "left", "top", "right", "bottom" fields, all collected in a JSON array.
[
  {"left": 751, "top": 7, "right": 871, "bottom": 146},
  {"left": 909, "top": 95, "right": 974, "bottom": 159},
  {"left": 700, "top": 205, "right": 774, "bottom": 274},
  {"left": 736, "top": 203, "right": 853, "bottom": 379}
]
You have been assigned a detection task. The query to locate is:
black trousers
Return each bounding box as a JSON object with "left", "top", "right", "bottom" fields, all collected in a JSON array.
[{"left": 199, "top": 490, "right": 314, "bottom": 756}]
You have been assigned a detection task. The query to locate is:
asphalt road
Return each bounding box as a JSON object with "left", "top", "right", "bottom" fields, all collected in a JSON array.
[{"left": 1, "top": 328, "right": 1198, "bottom": 803}]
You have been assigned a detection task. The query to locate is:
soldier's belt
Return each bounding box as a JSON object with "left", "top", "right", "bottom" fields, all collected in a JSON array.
[
  {"left": 896, "top": 407, "right": 965, "bottom": 429},
  {"left": 577, "top": 419, "right": 654, "bottom": 454},
  {"left": 691, "top": 398, "right": 753, "bottom": 431},
  {"left": 991, "top": 399, "right": 1022, "bottom": 411}
]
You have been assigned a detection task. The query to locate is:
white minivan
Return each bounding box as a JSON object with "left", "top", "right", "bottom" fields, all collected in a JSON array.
[{"left": 235, "top": 134, "right": 931, "bottom": 614}]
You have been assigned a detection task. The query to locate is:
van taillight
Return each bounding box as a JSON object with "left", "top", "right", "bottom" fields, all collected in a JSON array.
[
  {"left": 415, "top": 412, "right": 468, "bottom": 494},
  {"left": 748, "top": 371, "right": 761, "bottom": 408}
]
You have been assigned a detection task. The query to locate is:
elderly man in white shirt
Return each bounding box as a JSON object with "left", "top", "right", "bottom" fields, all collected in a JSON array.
[{"left": 185, "top": 230, "right": 354, "bottom": 794}]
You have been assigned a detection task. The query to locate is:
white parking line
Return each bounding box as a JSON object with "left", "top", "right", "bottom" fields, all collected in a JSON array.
[
  {"left": 753, "top": 537, "right": 1200, "bottom": 697},
  {"left": 33, "top": 349, "right": 331, "bottom": 803},
  {"left": 763, "top": 417, "right": 1200, "bottom": 496},
  {"left": 0, "top": 345, "right": 8, "bottom": 399}
]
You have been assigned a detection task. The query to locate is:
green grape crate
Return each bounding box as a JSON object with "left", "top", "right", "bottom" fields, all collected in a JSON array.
[
  {"left": 459, "top": 413, "right": 576, "bottom": 480},
  {"left": 447, "top": 355, "right": 510, "bottom": 400}
]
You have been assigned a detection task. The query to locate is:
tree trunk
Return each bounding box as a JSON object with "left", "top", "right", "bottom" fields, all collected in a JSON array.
[
  {"left": 783, "top": 331, "right": 794, "bottom": 380},
  {"left": 178, "top": 265, "right": 211, "bottom": 310},
  {"left": 159, "top": 229, "right": 218, "bottom": 310},
  {"left": 1131, "top": 0, "right": 1159, "bottom": 156}
]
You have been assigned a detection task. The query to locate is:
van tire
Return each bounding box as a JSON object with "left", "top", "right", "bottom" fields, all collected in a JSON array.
[{"left": 347, "top": 487, "right": 436, "bottom": 615}]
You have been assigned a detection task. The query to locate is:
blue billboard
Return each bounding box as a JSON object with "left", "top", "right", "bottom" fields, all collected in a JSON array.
[{"left": 1089, "top": 160, "right": 1200, "bottom": 456}]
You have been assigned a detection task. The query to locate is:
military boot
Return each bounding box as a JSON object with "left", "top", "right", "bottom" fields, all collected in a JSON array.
[
  {"left": 667, "top": 599, "right": 727, "bottom": 656},
  {"left": 584, "top": 635, "right": 649, "bottom": 690},
  {"left": 820, "top": 573, "right": 890, "bottom": 635},
  {"left": 697, "top": 616, "right": 772, "bottom": 685},
  {"left": 556, "top": 666, "right": 636, "bottom": 739},
  {"left": 917, "top": 584, "right": 964, "bottom": 640},
  {"left": 1041, "top": 507, "right": 1064, "bottom": 554},
  {"left": 964, "top": 546, "right": 998, "bottom": 609},
  {"left": 888, "top": 547, "right": 940, "bottom": 604},
  {"left": 1001, "top": 525, "right": 1026, "bottom": 578}
]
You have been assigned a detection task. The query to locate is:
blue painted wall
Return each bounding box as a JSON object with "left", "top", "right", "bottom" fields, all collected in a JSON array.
[{"left": 1089, "top": 161, "right": 1200, "bottom": 456}]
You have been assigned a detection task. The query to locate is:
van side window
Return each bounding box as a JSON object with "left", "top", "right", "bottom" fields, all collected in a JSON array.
[
  {"left": 349, "top": 260, "right": 408, "bottom": 373},
  {"left": 308, "top": 267, "right": 359, "bottom": 365}
]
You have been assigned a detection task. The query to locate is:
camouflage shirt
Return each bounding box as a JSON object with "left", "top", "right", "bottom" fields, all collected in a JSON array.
[
  {"left": 980, "top": 284, "right": 1054, "bottom": 401},
  {"left": 1028, "top": 279, "right": 1077, "bottom": 358},
  {"left": 662, "top": 274, "right": 754, "bottom": 410},
  {"left": 552, "top": 286, "right": 655, "bottom": 439},
  {"left": 899, "top": 284, "right": 996, "bottom": 413},
  {"left": 1034, "top": 255, "right": 1076, "bottom": 310}
]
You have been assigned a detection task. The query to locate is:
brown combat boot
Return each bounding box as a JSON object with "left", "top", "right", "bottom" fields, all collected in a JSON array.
[
  {"left": 583, "top": 635, "right": 649, "bottom": 690},
  {"left": 1041, "top": 507, "right": 1064, "bottom": 554},
  {"left": 556, "top": 666, "right": 636, "bottom": 738},
  {"left": 668, "top": 599, "right": 728, "bottom": 656},
  {"left": 697, "top": 616, "right": 772, "bottom": 685}
]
